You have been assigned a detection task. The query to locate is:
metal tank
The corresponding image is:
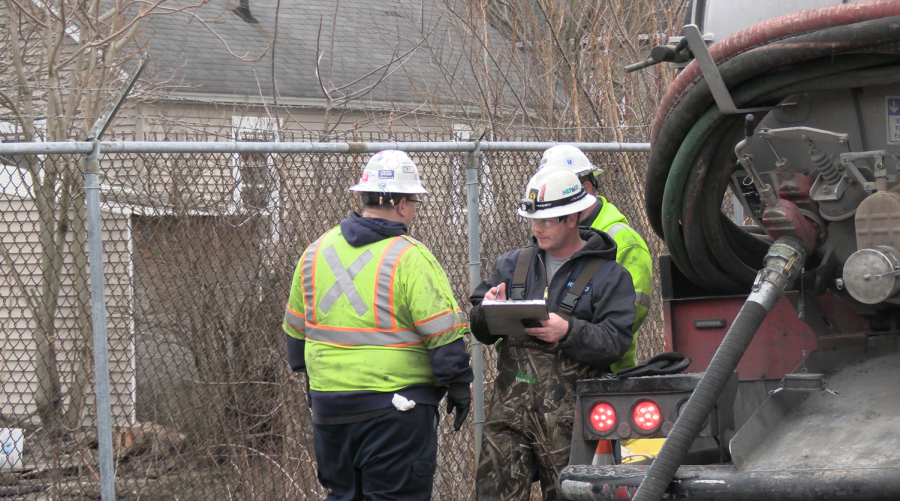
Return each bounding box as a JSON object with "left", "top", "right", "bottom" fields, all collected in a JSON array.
[{"left": 559, "top": 1, "right": 900, "bottom": 500}]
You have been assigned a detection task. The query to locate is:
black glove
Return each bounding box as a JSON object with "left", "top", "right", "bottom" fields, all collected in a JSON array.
[
  {"left": 613, "top": 351, "right": 692, "bottom": 378},
  {"left": 446, "top": 395, "right": 471, "bottom": 431}
]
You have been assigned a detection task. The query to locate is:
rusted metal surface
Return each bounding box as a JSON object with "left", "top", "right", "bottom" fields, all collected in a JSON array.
[{"left": 665, "top": 296, "right": 818, "bottom": 381}]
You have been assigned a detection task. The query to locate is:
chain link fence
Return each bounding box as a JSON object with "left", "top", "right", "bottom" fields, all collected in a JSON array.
[{"left": 0, "top": 133, "right": 663, "bottom": 500}]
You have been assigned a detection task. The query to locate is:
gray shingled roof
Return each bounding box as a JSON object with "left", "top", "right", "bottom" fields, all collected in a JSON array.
[{"left": 145, "top": 0, "right": 514, "bottom": 107}]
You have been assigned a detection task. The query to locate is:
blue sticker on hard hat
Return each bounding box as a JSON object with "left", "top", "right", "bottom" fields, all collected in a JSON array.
[
  {"left": 378, "top": 170, "right": 394, "bottom": 179},
  {"left": 567, "top": 158, "right": 573, "bottom": 164},
  {"left": 562, "top": 184, "right": 580, "bottom": 195}
]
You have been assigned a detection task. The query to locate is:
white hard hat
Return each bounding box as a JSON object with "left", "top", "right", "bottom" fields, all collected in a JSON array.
[
  {"left": 349, "top": 150, "right": 428, "bottom": 194},
  {"left": 538, "top": 145, "right": 604, "bottom": 178},
  {"left": 517, "top": 167, "right": 597, "bottom": 219}
]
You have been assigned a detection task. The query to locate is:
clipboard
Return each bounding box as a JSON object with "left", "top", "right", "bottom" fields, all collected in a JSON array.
[{"left": 482, "top": 299, "right": 549, "bottom": 337}]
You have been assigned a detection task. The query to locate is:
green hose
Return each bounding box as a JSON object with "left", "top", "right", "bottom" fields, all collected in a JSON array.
[{"left": 661, "top": 54, "right": 900, "bottom": 290}]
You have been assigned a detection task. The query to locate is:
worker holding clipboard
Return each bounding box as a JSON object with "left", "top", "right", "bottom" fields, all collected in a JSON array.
[{"left": 469, "top": 166, "right": 636, "bottom": 500}]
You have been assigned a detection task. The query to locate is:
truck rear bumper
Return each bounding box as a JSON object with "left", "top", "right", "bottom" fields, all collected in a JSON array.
[{"left": 559, "top": 464, "right": 900, "bottom": 501}]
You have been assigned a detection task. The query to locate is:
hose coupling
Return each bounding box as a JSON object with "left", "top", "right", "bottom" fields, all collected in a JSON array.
[{"left": 747, "top": 238, "right": 808, "bottom": 310}]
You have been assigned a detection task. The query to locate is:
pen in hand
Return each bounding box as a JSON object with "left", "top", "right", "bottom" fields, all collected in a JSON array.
[{"left": 485, "top": 283, "right": 507, "bottom": 301}]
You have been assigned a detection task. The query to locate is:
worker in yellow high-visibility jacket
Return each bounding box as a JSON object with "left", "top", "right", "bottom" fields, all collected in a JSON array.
[
  {"left": 282, "top": 150, "right": 473, "bottom": 501},
  {"left": 539, "top": 145, "right": 654, "bottom": 372}
]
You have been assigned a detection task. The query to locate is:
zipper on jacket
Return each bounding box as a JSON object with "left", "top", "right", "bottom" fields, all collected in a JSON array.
[{"left": 537, "top": 251, "right": 571, "bottom": 302}]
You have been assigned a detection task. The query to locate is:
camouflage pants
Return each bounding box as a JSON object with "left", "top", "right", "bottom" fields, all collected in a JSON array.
[{"left": 476, "top": 340, "right": 600, "bottom": 501}]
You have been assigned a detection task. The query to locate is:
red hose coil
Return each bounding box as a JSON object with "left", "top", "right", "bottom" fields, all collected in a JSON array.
[{"left": 650, "top": 0, "right": 900, "bottom": 148}]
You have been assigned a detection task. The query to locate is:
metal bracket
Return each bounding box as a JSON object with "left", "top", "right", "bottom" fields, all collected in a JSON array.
[
  {"left": 683, "top": 25, "right": 784, "bottom": 114},
  {"left": 840, "top": 150, "right": 900, "bottom": 193},
  {"left": 769, "top": 373, "right": 839, "bottom": 395},
  {"left": 757, "top": 126, "right": 849, "bottom": 144},
  {"left": 864, "top": 266, "right": 900, "bottom": 281}
]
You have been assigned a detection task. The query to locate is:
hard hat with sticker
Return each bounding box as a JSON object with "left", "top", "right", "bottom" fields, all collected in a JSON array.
[{"left": 350, "top": 150, "right": 427, "bottom": 194}]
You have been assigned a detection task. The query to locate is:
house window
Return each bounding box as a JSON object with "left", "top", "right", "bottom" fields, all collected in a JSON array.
[{"left": 231, "top": 116, "right": 281, "bottom": 243}]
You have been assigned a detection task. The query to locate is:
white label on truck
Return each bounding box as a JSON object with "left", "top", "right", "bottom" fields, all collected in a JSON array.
[{"left": 888, "top": 97, "right": 900, "bottom": 145}]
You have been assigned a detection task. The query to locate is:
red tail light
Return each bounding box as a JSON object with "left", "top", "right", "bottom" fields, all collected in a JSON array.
[
  {"left": 633, "top": 400, "right": 661, "bottom": 431},
  {"left": 590, "top": 402, "right": 616, "bottom": 433}
]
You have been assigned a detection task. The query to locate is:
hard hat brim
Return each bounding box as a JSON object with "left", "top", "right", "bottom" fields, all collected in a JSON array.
[
  {"left": 518, "top": 193, "right": 597, "bottom": 219},
  {"left": 349, "top": 184, "right": 428, "bottom": 194}
]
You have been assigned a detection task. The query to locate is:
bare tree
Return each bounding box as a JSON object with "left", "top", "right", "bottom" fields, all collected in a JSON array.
[
  {"left": 0, "top": 0, "right": 207, "bottom": 435},
  {"left": 402, "top": 0, "right": 689, "bottom": 141}
]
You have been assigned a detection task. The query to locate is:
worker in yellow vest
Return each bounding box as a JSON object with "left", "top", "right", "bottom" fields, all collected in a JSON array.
[
  {"left": 539, "top": 145, "right": 653, "bottom": 371},
  {"left": 283, "top": 150, "right": 473, "bottom": 501}
]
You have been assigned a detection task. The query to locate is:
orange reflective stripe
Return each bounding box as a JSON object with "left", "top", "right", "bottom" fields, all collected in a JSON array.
[
  {"left": 305, "top": 322, "right": 421, "bottom": 346},
  {"left": 374, "top": 237, "right": 412, "bottom": 330},
  {"left": 372, "top": 236, "right": 401, "bottom": 330},
  {"left": 301, "top": 235, "right": 325, "bottom": 326},
  {"left": 307, "top": 321, "right": 416, "bottom": 333},
  {"left": 388, "top": 243, "right": 415, "bottom": 329},
  {"left": 284, "top": 305, "right": 306, "bottom": 330},
  {"left": 307, "top": 338, "right": 425, "bottom": 348},
  {"left": 422, "top": 322, "right": 469, "bottom": 340},
  {"left": 415, "top": 309, "right": 465, "bottom": 337},
  {"left": 414, "top": 308, "right": 463, "bottom": 326}
]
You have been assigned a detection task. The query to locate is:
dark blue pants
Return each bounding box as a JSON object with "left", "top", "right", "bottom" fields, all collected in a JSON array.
[{"left": 313, "top": 404, "right": 438, "bottom": 501}]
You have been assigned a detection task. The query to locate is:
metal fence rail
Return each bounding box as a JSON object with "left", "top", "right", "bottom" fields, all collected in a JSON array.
[{"left": 0, "top": 138, "right": 659, "bottom": 500}]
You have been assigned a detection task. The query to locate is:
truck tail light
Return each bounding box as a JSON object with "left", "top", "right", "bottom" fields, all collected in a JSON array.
[
  {"left": 590, "top": 402, "right": 616, "bottom": 433},
  {"left": 633, "top": 400, "right": 661, "bottom": 432}
]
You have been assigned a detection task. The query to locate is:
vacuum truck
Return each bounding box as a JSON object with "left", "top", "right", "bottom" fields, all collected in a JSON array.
[{"left": 558, "top": 1, "right": 900, "bottom": 500}]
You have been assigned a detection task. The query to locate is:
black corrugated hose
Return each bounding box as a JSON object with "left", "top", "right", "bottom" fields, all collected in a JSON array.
[
  {"left": 633, "top": 237, "right": 808, "bottom": 501},
  {"left": 631, "top": 300, "right": 768, "bottom": 501}
]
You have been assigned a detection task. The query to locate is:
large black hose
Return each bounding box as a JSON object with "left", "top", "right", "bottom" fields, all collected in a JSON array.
[
  {"left": 632, "top": 238, "right": 808, "bottom": 501},
  {"left": 698, "top": 123, "right": 767, "bottom": 283},
  {"left": 658, "top": 51, "right": 900, "bottom": 291},
  {"left": 629, "top": 11, "right": 900, "bottom": 501},
  {"left": 647, "top": 15, "right": 900, "bottom": 237},
  {"left": 632, "top": 301, "right": 768, "bottom": 501},
  {"left": 680, "top": 118, "right": 747, "bottom": 291}
]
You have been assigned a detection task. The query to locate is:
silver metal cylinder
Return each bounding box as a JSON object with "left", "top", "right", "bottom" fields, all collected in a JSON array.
[{"left": 843, "top": 246, "right": 900, "bottom": 304}]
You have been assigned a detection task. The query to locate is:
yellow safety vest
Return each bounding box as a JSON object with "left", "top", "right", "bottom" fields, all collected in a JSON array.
[
  {"left": 590, "top": 197, "right": 654, "bottom": 372},
  {"left": 283, "top": 227, "right": 469, "bottom": 392}
]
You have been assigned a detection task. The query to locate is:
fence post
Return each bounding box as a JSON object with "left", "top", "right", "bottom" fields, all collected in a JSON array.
[
  {"left": 84, "top": 139, "right": 116, "bottom": 501},
  {"left": 465, "top": 141, "right": 485, "bottom": 472}
]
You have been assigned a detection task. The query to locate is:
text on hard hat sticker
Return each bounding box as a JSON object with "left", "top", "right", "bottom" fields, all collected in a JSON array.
[
  {"left": 562, "top": 184, "right": 581, "bottom": 195},
  {"left": 378, "top": 170, "right": 395, "bottom": 179}
]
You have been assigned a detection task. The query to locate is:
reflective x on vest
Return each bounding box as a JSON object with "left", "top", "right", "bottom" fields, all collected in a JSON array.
[{"left": 319, "top": 246, "right": 373, "bottom": 316}]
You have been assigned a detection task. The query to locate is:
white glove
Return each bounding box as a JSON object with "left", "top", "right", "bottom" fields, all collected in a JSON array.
[{"left": 391, "top": 393, "right": 416, "bottom": 411}]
